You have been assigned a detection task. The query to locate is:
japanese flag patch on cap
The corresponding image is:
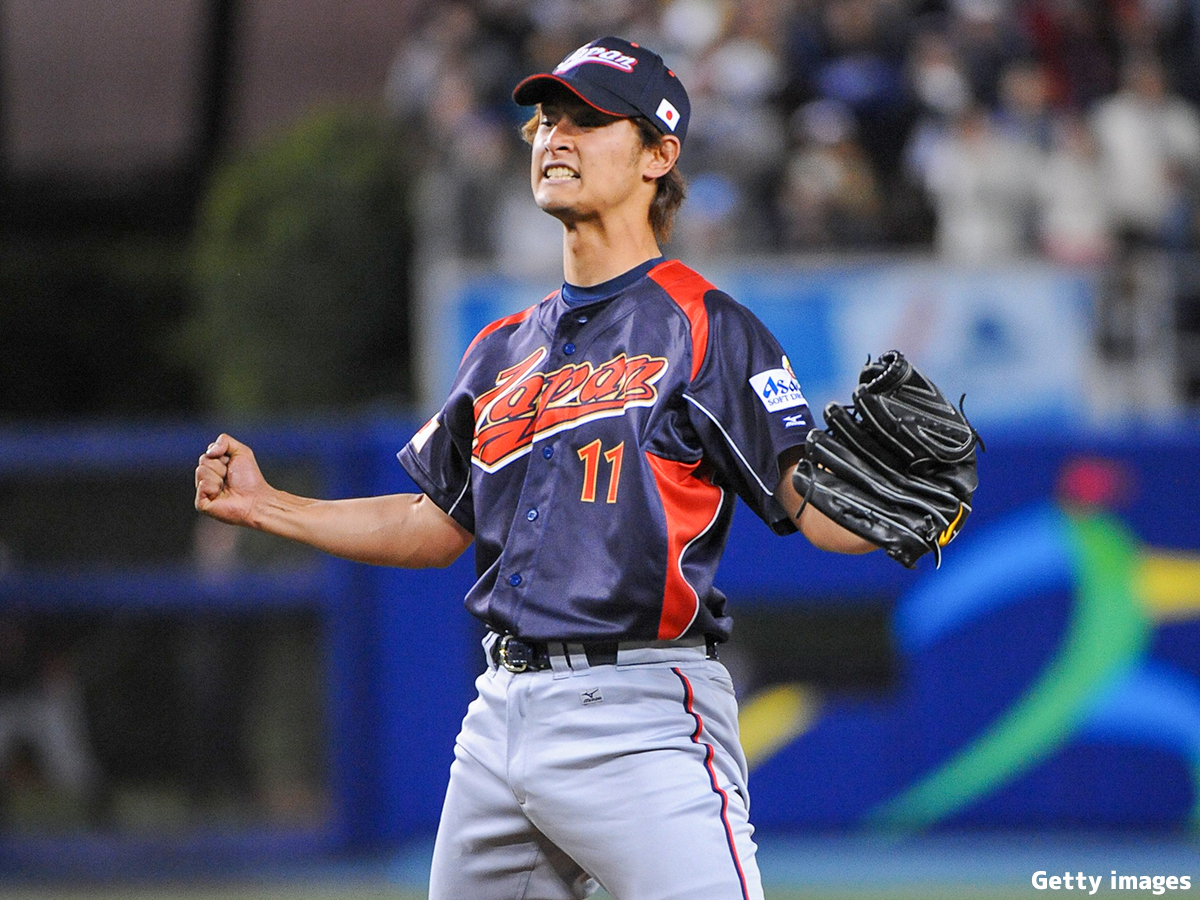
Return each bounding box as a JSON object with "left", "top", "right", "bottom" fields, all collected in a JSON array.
[{"left": 656, "top": 98, "right": 681, "bottom": 131}]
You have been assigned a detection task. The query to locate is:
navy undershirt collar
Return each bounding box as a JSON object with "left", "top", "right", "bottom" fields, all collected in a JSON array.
[{"left": 561, "top": 256, "right": 664, "bottom": 306}]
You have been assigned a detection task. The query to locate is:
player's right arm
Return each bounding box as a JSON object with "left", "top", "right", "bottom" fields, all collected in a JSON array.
[{"left": 194, "top": 434, "right": 473, "bottom": 569}]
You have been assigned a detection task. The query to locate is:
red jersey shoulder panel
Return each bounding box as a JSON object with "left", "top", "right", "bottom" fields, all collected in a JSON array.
[
  {"left": 461, "top": 291, "right": 556, "bottom": 362},
  {"left": 648, "top": 260, "right": 712, "bottom": 381}
]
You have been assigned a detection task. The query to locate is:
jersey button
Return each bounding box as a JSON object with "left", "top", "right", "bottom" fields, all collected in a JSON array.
[
  {"left": 563, "top": 342, "right": 576, "bottom": 355},
  {"left": 576, "top": 314, "right": 588, "bottom": 324},
  {"left": 526, "top": 509, "right": 539, "bottom": 522},
  {"left": 542, "top": 446, "right": 554, "bottom": 459},
  {"left": 508, "top": 573, "right": 522, "bottom": 587}
]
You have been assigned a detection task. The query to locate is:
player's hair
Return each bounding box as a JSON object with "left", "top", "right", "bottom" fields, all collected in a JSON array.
[{"left": 521, "top": 111, "right": 686, "bottom": 245}]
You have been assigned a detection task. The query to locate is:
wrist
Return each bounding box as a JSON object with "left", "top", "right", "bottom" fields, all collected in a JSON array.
[{"left": 245, "top": 485, "right": 287, "bottom": 533}]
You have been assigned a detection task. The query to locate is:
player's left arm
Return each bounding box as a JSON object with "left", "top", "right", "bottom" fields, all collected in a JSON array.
[{"left": 776, "top": 450, "right": 877, "bottom": 555}]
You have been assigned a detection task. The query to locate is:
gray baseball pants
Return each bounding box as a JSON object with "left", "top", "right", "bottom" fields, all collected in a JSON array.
[{"left": 427, "top": 634, "right": 764, "bottom": 900}]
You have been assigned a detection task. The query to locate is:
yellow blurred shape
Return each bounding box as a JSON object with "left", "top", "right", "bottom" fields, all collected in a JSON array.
[
  {"left": 738, "top": 682, "right": 821, "bottom": 769},
  {"left": 1137, "top": 551, "right": 1200, "bottom": 620}
]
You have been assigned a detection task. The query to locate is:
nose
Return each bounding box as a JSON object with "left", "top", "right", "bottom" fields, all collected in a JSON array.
[{"left": 541, "top": 120, "right": 575, "bottom": 151}]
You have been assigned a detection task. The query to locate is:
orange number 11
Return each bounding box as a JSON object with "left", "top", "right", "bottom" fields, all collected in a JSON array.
[{"left": 578, "top": 439, "right": 624, "bottom": 504}]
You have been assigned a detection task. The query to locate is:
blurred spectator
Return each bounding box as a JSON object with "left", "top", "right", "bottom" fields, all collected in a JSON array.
[
  {"left": 922, "top": 103, "right": 1038, "bottom": 261},
  {"left": 1156, "top": 0, "right": 1200, "bottom": 107},
  {"left": 1090, "top": 53, "right": 1200, "bottom": 250},
  {"left": 659, "top": 0, "right": 729, "bottom": 60},
  {"left": 779, "top": 99, "right": 885, "bottom": 249},
  {"left": 383, "top": 3, "right": 481, "bottom": 126},
  {"left": 680, "top": 3, "right": 791, "bottom": 251},
  {"left": 899, "top": 27, "right": 974, "bottom": 245},
  {"left": 386, "top": 2, "right": 530, "bottom": 263},
  {"left": 1019, "top": 0, "right": 1118, "bottom": 110},
  {"left": 908, "top": 26, "right": 974, "bottom": 122},
  {"left": 1035, "top": 113, "right": 1115, "bottom": 265},
  {"left": 808, "top": 0, "right": 913, "bottom": 179},
  {"left": 422, "top": 99, "right": 518, "bottom": 261},
  {"left": 948, "top": 0, "right": 1029, "bottom": 109},
  {"left": 0, "top": 615, "right": 100, "bottom": 827},
  {"left": 994, "top": 58, "right": 1054, "bottom": 151}
]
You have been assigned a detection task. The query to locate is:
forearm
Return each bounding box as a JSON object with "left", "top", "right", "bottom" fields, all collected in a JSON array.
[
  {"left": 777, "top": 462, "right": 877, "bottom": 555},
  {"left": 249, "top": 489, "right": 472, "bottom": 568},
  {"left": 795, "top": 502, "right": 876, "bottom": 554}
]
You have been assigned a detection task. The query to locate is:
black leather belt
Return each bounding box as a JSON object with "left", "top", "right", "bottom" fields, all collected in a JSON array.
[{"left": 491, "top": 633, "right": 717, "bottom": 673}]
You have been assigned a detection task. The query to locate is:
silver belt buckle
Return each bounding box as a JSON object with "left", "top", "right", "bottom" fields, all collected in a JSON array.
[{"left": 498, "top": 634, "right": 529, "bottom": 673}]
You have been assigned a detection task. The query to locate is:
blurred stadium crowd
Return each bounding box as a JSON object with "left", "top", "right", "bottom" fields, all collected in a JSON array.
[{"left": 383, "top": 0, "right": 1200, "bottom": 270}]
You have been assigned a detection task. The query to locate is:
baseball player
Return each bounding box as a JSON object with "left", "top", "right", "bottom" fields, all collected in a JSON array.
[{"left": 195, "top": 36, "right": 876, "bottom": 900}]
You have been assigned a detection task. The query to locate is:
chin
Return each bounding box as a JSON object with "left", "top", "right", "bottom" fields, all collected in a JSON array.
[{"left": 535, "top": 195, "right": 576, "bottom": 220}]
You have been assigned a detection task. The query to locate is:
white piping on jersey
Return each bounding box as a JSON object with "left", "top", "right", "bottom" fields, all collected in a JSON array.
[
  {"left": 446, "top": 473, "right": 471, "bottom": 520},
  {"left": 669, "top": 483, "right": 727, "bottom": 640},
  {"left": 683, "top": 395, "right": 775, "bottom": 498}
]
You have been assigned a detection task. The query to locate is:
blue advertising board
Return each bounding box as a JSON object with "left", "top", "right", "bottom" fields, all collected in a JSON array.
[{"left": 419, "top": 257, "right": 1099, "bottom": 428}]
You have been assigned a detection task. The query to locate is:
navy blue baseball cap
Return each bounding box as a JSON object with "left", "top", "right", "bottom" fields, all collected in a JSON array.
[{"left": 513, "top": 36, "right": 691, "bottom": 146}]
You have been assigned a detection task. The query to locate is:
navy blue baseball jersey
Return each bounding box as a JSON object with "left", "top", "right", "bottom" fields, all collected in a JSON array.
[{"left": 398, "top": 258, "right": 814, "bottom": 643}]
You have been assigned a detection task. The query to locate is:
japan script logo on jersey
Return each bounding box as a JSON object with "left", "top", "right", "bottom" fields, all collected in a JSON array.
[
  {"left": 472, "top": 347, "right": 668, "bottom": 472},
  {"left": 554, "top": 45, "right": 638, "bottom": 75},
  {"left": 749, "top": 356, "right": 807, "bottom": 413}
]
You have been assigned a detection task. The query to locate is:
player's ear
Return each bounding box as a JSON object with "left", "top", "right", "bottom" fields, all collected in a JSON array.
[{"left": 642, "top": 134, "right": 681, "bottom": 181}]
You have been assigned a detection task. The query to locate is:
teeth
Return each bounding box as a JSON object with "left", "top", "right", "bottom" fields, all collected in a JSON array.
[{"left": 545, "top": 165, "right": 578, "bottom": 179}]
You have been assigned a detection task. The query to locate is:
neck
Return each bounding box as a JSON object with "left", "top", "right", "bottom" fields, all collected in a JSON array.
[{"left": 560, "top": 216, "right": 662, "bottom": 287}]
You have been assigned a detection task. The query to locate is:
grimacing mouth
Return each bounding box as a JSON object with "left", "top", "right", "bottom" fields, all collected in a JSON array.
[{"left": 543, "top": 164, "right": 580, "bottom": 179}]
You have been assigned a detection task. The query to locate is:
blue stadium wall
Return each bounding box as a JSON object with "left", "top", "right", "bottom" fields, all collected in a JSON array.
[{"left": 3, "top": 420, "right": 1198, "bottom": 862}]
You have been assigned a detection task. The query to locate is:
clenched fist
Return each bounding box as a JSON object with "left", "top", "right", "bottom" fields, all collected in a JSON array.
[{"left": 194, "top": 433, "right": 269, "bottom": 528}]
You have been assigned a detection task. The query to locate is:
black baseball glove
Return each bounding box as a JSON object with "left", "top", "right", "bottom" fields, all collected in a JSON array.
[{"left": 792, "top": 350, "right": 982, "bottom": 569}]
